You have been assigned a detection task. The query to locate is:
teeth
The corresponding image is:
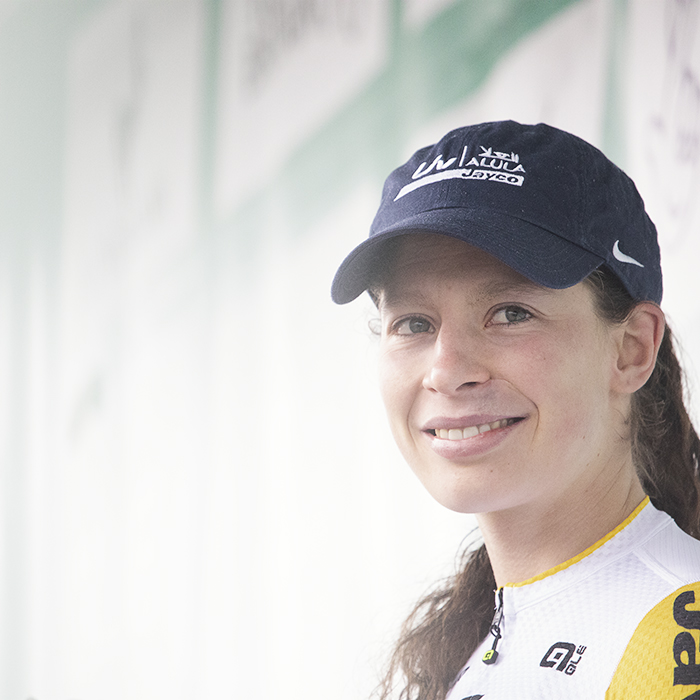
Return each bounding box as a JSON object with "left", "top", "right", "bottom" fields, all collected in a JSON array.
[{"left": 434, "top": 418, "right": 517, "bottom": 440}]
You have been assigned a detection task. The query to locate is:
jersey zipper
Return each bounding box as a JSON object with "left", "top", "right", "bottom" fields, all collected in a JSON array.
[{"left": 482, "top": 587, "right": 504, "bottom": 665}]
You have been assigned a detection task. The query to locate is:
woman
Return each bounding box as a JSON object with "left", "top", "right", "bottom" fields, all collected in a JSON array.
[{"left": 331, "top": 121, "right": 700, "bottom": 700}]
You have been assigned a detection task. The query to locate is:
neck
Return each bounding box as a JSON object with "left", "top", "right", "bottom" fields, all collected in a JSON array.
[{"left": 477, "top": 465, "right": 647, "bottom": 588}]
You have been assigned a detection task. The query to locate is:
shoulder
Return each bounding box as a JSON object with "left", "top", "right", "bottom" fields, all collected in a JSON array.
[
  {"left": 606, "top": 580, "right": 700, "bottom": 699},
  {"left": 635, "top": 510, "right": 700, "bottom": 586},
  {"left": 606, "top": 510, "right": 700, "bottom": 699}
]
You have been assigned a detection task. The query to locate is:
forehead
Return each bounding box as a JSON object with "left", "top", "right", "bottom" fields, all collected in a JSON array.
[{"left": 376, "top": 233, "right": 544, "bottom": 302}]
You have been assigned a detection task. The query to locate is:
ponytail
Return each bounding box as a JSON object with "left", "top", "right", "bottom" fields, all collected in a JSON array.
[
  {"left": 632, "top": 324, "right": 700, "bottom": 536},
  {"left": 374, "top": 266, "right": 700, "bottom": 700}
]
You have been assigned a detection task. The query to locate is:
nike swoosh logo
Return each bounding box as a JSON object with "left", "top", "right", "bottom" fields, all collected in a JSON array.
[{"left": 613, "top": 240, "right": 644, "bottom": 268}]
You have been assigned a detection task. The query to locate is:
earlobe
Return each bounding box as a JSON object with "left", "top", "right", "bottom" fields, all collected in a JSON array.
[{"left": 613, "top": 303, "right": 666, "bottom": 394}]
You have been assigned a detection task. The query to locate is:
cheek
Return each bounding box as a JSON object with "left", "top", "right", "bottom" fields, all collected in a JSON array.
[
  {"left": 378, "top": 351, "right": 421, "bottom": 431},
  {"left": 524, "top": 336, "right": 614, "bottom": 439},
  {"left": 378, "top": 353, "right": 405, "bottom": 419}
]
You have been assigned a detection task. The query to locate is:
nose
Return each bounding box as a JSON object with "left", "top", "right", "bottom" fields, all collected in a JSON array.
[{"left": 422, "top": 327, "right": 491, "bottom": 395}]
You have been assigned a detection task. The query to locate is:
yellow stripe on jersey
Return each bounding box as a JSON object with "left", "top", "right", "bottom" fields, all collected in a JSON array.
[{"left": 606, "top": 582, "right": 700, "bottom": 699}]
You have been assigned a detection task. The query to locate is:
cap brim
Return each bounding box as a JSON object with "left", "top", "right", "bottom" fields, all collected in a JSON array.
[{"left": 331, "top": 208, "right": 605, "bottom": 304}]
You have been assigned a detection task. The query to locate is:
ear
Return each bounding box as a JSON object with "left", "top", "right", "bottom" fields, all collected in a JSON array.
[{"left": 612, "top": 303, "right": 665, "bottom": 394}]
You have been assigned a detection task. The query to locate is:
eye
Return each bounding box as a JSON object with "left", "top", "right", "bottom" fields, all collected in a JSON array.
[
  {"left": 392, "top": 316, "right": 434, "bottom": 335},
  {"left": 491, "top": 305, "right": 532, "bottom": 326}
]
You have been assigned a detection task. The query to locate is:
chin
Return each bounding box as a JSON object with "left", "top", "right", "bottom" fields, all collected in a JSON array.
[
  {"left": 416, "top": 474, "right": 502, "bottom": 514},
  {"left": 414, "top": 464, "right": 536, "bottom": 515}
]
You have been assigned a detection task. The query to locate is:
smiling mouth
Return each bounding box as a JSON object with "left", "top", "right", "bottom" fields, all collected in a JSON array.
[{"left": 428, "top": 417, "right": 523, "bottom": 440}]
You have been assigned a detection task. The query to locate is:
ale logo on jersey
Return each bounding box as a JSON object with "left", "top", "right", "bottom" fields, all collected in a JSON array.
[
  {"left": 394, "top": 144, "right": 527, "bottom": 201},
  {"left": 540, "top": 642, "right": 587, "bottom": 675}
]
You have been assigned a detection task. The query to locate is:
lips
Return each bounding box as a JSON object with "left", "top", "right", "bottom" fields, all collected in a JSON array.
[{"left": 421, "top": 415, "right": 526, "bottom": 460}]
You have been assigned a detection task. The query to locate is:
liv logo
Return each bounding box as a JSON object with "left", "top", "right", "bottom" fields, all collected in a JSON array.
[
  {"left": 411, "top": 154, "right": 458, "bottom": 179},
  {"left": 540, "top": 642, "right": 587, "bottom": 675},
  {"left": 394, "top": 144, "right": 526, "bottom": 200}
]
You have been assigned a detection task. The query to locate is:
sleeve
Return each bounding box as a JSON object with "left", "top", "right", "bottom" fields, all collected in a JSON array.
[{"left": 606, "top": 582, "right": 700, "bottom": 699}]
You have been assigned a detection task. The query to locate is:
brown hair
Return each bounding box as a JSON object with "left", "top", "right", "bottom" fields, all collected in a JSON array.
[{"left": 373, "top": 266, "right": 700, "bottom": 700}]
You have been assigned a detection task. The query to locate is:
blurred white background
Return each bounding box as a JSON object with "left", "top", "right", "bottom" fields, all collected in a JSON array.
[{"left": 1, "top": 1, "right": 699, "bottom": 698}]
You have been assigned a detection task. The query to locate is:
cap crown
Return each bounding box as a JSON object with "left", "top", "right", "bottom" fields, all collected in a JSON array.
[{"left": 332, "top": 121, "right": 661, "bottom": 305}]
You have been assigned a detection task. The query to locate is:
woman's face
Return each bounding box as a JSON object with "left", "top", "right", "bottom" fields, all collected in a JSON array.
[{"left": 376, "top": 234, "right": 631, "bottom": 515}]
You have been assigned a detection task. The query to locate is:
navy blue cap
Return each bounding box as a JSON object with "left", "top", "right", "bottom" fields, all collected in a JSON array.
[{"left": 331, "top": 121, "right": 662, "bottom": 304}]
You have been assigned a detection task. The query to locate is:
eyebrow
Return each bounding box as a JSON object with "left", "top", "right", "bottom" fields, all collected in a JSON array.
[
  {"left": 479, "top": 278, "right": 552, "bottom": 298},
  {"left": 377, "top": 288, "right": 428, "bottom": 311},
  {"left": 377, "top": 277, "right": 553, "bottom": 310}
]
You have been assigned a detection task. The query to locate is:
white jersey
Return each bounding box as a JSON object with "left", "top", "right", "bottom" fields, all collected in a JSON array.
[{"left": 445, "top": 497, "right": 700, "bottom": 700}]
